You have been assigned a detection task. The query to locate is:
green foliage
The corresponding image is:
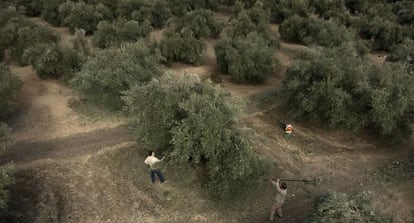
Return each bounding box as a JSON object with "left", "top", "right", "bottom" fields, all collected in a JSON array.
[
  {"left": 394, "top": 0, "right": 414, "bottom": 25},
  {"left": 307, "top": 191, "right": 392, "bottom": 223},
  {"left": 70, "top": 41, "right": 162, "bottom": 110},
  {"left": 215, "top": 3, "right": 279, "bottom": 84},
  {"left": 22, "top": 43, "right": 63, "bottom": 79},
  {"left": 40, "top": 0, "right": 65, "bottom": 26},
  {"left": 387, "top": 38, "right": 414, "bottom": 67},
  {"left": 263, "top": 0, "right": 309, "bottom": 23},
  {"left": 175, "top": 9, "right": 224, "bottom": 39},
  {"left": 159, "top": 28, "right": 205, "bottom": 65},
  {"left": 284, "top": 44, "right": 414, "bottom": 141},
  {"left": 0, "top": 16, "right": 59, "bottom": 64},
  {"left": 215, "top": 32, "right": 277, "bottom": 83},
  {"left": 116, "top": 0, "right": 150, "bottom": 19},
  {"left": 368, "top": 62, "right": 414, "bottom": 139},
  {"left": 0, "top": 63, "right": 22, "bottom": 119},
  {"left": 150, "top": 0, "right": 172, "bottom": 28},
  {"left": 0, "top": 6, "right": 20, "bottom": 61},
  {"left": 123, "top": 73, "right": 261, "bottom": 200},
  {"left": 279, "top": 15, "right": 354, "bottom": 47},
  {"left": 309, "top": 0, "right": 345, "bottom": 19},
  {"left": 356, "top": 16, "right": 407, "bottom": 51},
  {"left": 93, "top": 19, "right": 151, "bottom": 48},
  {"left": 0, "top": 123, "right": 13, "bottom": 210},
  {"left": 13, "top": 0, "right": 43, "bottom": 16},
  {"left": 375, "top": 157, "right": 414, "bottom": 183},
  {"left": 59, "top": 1, "right": 112, "bottom": 34},
  {"left": 168, "top": 0, "right": 218, "bottom": 16},
  {"left": 224, "top": 4, "right": 279, "bottom": 47}
]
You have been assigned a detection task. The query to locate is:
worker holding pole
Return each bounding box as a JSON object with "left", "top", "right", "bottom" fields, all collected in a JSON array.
[{"left": 269, "top": 179, "right": 287, "bottom": 222}]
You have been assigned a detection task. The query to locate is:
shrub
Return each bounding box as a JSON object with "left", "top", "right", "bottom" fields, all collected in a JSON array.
[
  {"left": 159, "top": 28, "right": 205, "bottom": 65},
  {"left": 123, "top": 73, "right": 261, "bottom": 200},
  {"left": 0, "top": 63, "right": 22, "bottom": 119},
  {"left": 279, "top": 15, "right": 354, "bottom": 47},
  {"left": 70, "top": 41, "right": 162, "bottom": 110},
  {"left": 308, "top": 192, "right": 391, "bottom": 223},
  {"left": 215, "top": 32, "right": 277, "bottom": 83}
]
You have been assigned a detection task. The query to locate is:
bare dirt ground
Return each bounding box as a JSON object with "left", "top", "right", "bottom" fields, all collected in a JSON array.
[{"left": 1, "top": 16, "right": 413, "bottom": 223}]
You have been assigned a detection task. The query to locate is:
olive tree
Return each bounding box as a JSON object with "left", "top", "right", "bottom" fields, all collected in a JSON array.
[
  {"left": 159, "top": 28, "right": 205, "bottom": 65},
  {"left": 279, "top": 15, "right": 354, "bottom": 47},
  {"left": 40, "top": 0, "right": 65, "bottom": 26},
  {"left": 0, "top": 63, "right": 22, "bottom": 118},
  {"left": 93, "top": 19, "right": 151, "bottom": 48},
  {"left": 0, "top": 16, "right": 59, "bottom": 64},
  {"left": 22, "top": 43, "right": 63, "bottom": 79},
  {"left": 215, "top": 32, "right": 277, "bottom": 83},
  {"left": 123, "top": 73, "right": 261, "bottom": 200},
  {"left": 150, "top": 0, "right": 172, "bottom": 28},
  {"left": 59, "top": 1, "right": 112, "bottom": 34},
  {"left": 174, "top": 9, "right": 224, "bottom": 39},
  {"left": 70, "top": 41, "right": 162, "bottom": 110}
]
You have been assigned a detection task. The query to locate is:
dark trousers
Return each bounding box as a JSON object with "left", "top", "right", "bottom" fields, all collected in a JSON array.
[{"left": 150, "top": 169, "right": 165, "bottom": 183}]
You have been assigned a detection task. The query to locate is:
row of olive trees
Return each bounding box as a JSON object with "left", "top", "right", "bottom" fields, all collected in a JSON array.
[
  {"left": 214, "top": 1, "right": 280, "bottom": 83},
  {"left": 284, "top": 43, "right": 414, "bottom": 142},
  {"left": 10, "top": 0, "right": 173, "bottom": 31},
  {"left": 0, "top": 7, "right": 88, "bottom": 80}
]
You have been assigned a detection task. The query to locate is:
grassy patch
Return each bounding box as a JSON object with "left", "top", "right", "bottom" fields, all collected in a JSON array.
[
  {"left": 68, "top": 98, "right": 124, "bottom": 123},
  {"left": 374, "top": 157, "right": 414, "bottom": 183},
  {"left": 101, "top": 145, "right": 280, "bottom": 222}
]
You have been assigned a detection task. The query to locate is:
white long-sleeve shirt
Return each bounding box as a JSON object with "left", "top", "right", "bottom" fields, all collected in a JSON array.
[
  {"left": 272, "top": 181, "right": 287, "bottom": 204},
  {"left": 144, "top": 156, "right": 161, "bottom": 170}
]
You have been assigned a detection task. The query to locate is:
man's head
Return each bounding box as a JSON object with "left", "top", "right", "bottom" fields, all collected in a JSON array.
[
  {"left": 148, "top": 151, "right": 155, "bottom": 156},
  {"left": 281, "top": 182, "right": 287, "bottom": 190}
]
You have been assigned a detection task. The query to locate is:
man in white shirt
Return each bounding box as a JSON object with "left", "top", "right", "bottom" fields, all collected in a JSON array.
[
  {"left": 269, "top": 179, "right": 287, "bottom": 222},
  {"left": 144, "top": 151, "right": 166, "bottom": 184}
]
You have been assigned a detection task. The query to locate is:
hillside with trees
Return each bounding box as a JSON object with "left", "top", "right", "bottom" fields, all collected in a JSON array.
[{"left": 0, "top": 0, "right": 413, "bottom": 222}]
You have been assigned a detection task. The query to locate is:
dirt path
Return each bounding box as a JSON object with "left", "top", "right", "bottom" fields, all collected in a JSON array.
[{"left": 0, "top": 125, "right": 130, "bottom": 165}]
